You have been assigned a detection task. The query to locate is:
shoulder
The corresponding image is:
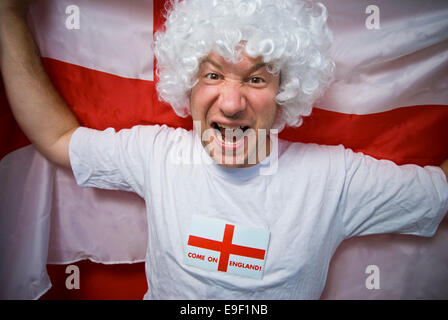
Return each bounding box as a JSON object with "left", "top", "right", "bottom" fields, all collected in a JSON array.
[
  {"left": 70, "top": 124, "right": 193, "bottom": 156},
  {"left": 274, "top": 139, "right": 349, "bottom": 183},
  {"left": 278, "top": 139, "right": 347, "bottom": 164},
  {"left": 98, "top": 124, "right": 192, "bottom": 144}
]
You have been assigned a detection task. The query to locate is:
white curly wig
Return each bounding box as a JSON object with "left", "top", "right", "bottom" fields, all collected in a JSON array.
[{"left": 154, "top": 0, "right": 335, "bottom": 131}]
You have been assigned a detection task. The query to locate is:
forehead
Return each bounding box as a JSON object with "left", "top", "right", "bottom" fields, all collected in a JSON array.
[{"left": 200, "top": 52, "right": 267, "bottom": 73}]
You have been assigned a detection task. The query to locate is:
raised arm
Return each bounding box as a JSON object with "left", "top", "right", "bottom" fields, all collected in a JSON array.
[{"left": 0, "top": 1, "right": 79, "bottom": 168}]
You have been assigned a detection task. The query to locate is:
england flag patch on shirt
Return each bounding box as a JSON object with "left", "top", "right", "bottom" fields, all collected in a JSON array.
[{"left": 184, "top": 215, "right": 270, "bottom": 279}]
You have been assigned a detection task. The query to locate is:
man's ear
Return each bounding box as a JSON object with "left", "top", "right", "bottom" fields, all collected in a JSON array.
[
  {"left": 270, "top": 105, "right": 284, "bottom": 132},
  {"left": 186, "top": 91, "right": 192, "bottom": 112},
  {"left": 276, "top": 105, "right": 283, "bottom": 119}
]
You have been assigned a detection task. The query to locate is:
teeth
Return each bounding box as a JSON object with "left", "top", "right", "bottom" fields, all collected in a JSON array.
[
  {"left": 213, "top": 122, "right": 246, "bottom": 144},
  {"left": 217, "top": 123, "right": 244, "bottom": 130}
]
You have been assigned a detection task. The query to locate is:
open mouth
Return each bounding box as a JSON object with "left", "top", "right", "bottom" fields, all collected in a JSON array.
[{"left": 212, "top": 122, "right": 250, "bottom": 145}]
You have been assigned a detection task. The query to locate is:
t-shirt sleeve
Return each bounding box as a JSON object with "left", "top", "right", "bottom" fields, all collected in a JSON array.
[
  {"left": 69, "top": 125, "right": 166, "bottom": 198},
  {"left": 338, "top": 147, "right": 448, "bottom": 239}
]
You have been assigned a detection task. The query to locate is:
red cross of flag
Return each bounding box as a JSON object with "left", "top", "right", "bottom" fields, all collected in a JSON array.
[{"left": 185, "top": 216, "right": 270, "bottom": 279}]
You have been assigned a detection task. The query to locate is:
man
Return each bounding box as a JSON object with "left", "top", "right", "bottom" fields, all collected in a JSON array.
[{"left": 1, "top": 0, "right": 447, "bottom": 299}]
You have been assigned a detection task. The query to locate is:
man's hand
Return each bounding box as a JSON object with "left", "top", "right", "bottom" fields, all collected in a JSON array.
[{"left": 0, "top": 0, "right": 33, "bottom": 17}]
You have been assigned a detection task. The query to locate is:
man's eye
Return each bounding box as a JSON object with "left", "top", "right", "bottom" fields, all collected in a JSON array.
[
  {"left": 205, "top": 73, "right": 220, "bottom": 80},
  {"left": 248, "top": 77, "right": 265, "bottom": 84}
]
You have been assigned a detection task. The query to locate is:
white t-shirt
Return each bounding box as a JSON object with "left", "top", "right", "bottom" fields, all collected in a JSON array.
[{"left": 69, "top": 124, "right": 448, "bottom": 299}]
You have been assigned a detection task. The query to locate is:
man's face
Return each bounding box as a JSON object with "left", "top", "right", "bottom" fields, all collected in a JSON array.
[{"left": 190, "top": 51, "right": 281, "bottom": 167}]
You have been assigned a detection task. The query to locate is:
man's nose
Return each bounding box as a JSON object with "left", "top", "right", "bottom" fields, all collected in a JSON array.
[{"left": 218, "top": 82, "right": 246, "bottom": 117}]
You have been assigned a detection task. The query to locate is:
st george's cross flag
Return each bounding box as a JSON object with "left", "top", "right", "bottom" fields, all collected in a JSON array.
[{"left": 0, "top": 0, "right": 447, "bottom": 299}]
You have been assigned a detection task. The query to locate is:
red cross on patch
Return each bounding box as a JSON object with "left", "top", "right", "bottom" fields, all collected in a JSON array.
[{"left": 184, "top": 215, "right": 270, "bottom": 279}]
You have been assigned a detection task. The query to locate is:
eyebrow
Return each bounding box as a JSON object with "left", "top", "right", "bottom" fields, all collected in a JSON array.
[
  {"left": 201, "top": 57, "right": 223, "bottom": 71},
  {"left": 201, "top": 57, "right": 268, "bottom": 75}
]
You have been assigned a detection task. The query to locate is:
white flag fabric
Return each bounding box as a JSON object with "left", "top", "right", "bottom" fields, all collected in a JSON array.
[{"left": 320, "top": 0, "right": 448, "bottom": 114}]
